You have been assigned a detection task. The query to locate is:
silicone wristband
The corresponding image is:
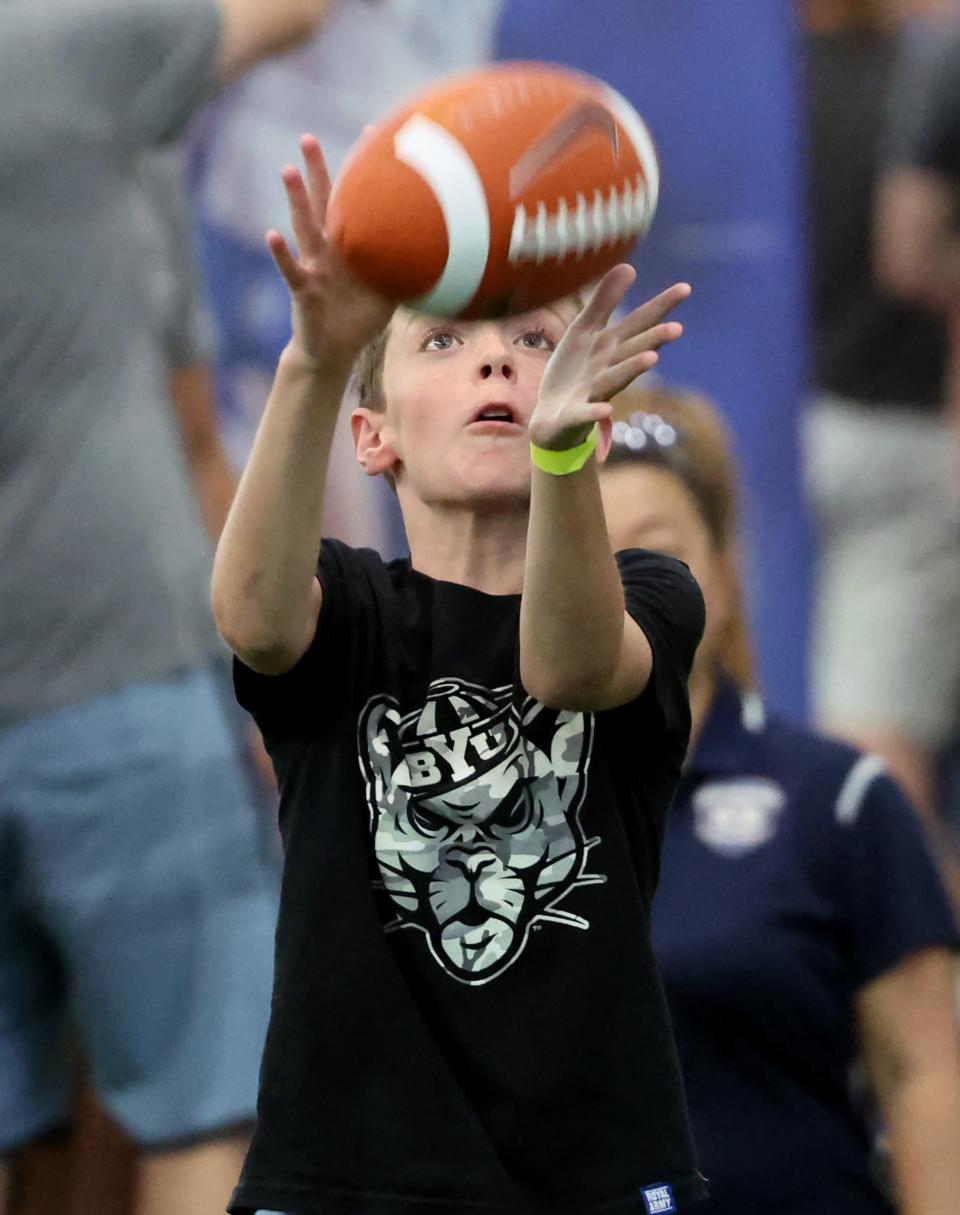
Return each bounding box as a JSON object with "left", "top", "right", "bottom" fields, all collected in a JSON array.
[{"left": 529, "top": 425, "right": 599, "bottom": 476}]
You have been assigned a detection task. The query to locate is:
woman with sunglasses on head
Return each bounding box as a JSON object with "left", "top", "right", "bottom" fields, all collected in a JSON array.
[{"left": 599, "top": 386, "right": 960, "bottom": 1215}]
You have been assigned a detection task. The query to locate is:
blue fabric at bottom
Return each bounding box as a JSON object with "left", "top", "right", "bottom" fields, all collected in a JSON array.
[{"left": 0, "top": 665, "right": 280, "bottom": 1150}]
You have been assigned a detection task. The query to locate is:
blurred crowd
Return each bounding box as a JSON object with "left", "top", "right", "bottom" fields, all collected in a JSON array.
[{"left": 2, "top": 1, "right": 960, "bottom": 1213}]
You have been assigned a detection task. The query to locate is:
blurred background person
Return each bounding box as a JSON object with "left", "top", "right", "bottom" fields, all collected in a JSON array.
[
  {"left": 801, "top": 0, "right": 960, "bottom": 881},
  {"left": 600, "top": 386, "right": 960, "bottom": 1215},
  {"left": 144, "top": 147, "right": 243, "bottom": 547},
  {"left": 8, "top": 142, "right": 274, "bottom": 1215},
  {"left": 876, "top": 1, "right": 960, "bottom": 838},
  {"left": 191, "top": 0, "right": 503, "bottom": 557},
  {"left": 877, "top": 7, "right": 960, "bottom": 447},
  {"left": 0, "top": 2, "right": 333, "bottom": 1213},
  {"left": 138, "top": 145, "right": 280, "bottom": 799}
]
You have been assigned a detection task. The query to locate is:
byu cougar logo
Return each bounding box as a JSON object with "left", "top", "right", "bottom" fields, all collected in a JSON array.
[{"left": 358, "top": 679, "right": 603, "bottom": 985}]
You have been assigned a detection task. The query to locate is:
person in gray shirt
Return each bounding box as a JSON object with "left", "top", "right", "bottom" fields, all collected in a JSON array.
[{"left": 0, "top": 3, "right": 332, "bottom": 1213}]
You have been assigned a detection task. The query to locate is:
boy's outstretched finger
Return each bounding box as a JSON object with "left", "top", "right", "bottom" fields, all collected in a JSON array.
[
  {"left": 616, "top": 321, "right": 683, "bottom": 363},
  {"left": 593, "top": 349, "right": 660, "bottom": 401},
  {"left": 614, "top": 282, "right": 691, "bottom": 341},
  {"left": 577, "top": 263, "right": 637, "bottom": 330},
  {"left": 300, "top": 133, "right": 332, "bottom": 227},
  {"left": 266, "top": 229, "right": 307, "bottom": 292},
  {"left": 282, "top": 165, "right": 322, "bottom": 261}
]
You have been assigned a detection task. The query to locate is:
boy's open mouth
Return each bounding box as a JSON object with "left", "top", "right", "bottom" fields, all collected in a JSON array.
[{"left": 468, "top": 403, "right": 523, "bottom": 431}]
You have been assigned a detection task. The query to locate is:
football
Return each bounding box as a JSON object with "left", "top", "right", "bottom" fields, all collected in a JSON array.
[{"left": 326, "top": 61, "right": 659, "bottom": 319}]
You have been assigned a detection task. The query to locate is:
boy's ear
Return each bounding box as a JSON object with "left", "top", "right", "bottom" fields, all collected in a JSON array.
[{"left": 352, "top": 407, "right": 399, "bottom": 478}]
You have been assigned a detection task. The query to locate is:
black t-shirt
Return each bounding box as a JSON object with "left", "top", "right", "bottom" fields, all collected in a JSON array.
[
  {"left": 229, "top": 539, "right": 707, "bottom": 1215},
  {"left": 805, "top": 29, "right": 948, "bottom": 407}
]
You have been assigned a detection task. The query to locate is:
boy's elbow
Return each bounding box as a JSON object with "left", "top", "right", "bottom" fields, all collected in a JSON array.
[
  {"left": 211, "top": 567, "right": 322, "bottom": 674},
  {"left": 216, "top": 621, "right": 305, "bottom": 676},
  {"left": 520, "top": 662, "right": 619, "bottom": 713},
  {"left": 521, "top": 625, "right": 650, "bottom": 711},
  {"left": 211, "top": 594, "right": 305, "bottom": 675}
]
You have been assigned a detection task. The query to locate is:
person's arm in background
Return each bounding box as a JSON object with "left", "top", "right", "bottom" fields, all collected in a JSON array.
[
  {"left": 875, "top": 26, "right": 960, "bottom": 310},
  {"left": 170, "top": 364, "right": 238, "bottom": 540},
  {"left": 165, "top": 0, "right": 346, "bottom": 517},
  {"left": 166, "top": 349, "right": 281, "bottom": 777},
  {"left": 876, "top": 168, "right": 960, "bottom": 309},
  {"left": 214, "top": 0, "right": 336, "bottom": 86},
  {"left": 171, "top": 348, "right": 281, "bottom": 794},
  {"left": 839, "top": 766, "right": 960, "bottom": 1215},
  {"left": 133, "top": 142, "right": 239, "bottom": 542},
  {"left": 137, "top": 141, "right": 240, "bottom": 547},
  {"left": 170, "top": 349, "right": 280, "bottom": 793},
  {"left": 875, "top": 22, "right": 960, "bottom": 467},
  {"left": 2, "top": 0, "right": 336, "bottom": 154},
  {"left": 857, "top": 948, "right": 960, "bottom": 1215}
]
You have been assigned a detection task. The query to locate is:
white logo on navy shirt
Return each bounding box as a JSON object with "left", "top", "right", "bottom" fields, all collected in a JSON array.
[
  {"left": 642, "top": 1183, "right": 677, "bottom": 1214},
  {"left": 692, "top": 778, "right": 786, "bottom": 858}
]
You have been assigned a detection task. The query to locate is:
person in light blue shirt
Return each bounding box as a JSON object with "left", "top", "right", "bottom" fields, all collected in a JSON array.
[{"left": 600, "top": 384, "right": 960, "bottom": 1214}]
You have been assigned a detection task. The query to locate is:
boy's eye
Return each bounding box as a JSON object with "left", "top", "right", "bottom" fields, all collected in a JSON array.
[
  {"left": 421, "top": 330, "right": 461, "bottom": 351},
  {"left": 517, "top": 329, "right": 554, "bottom": 351}
]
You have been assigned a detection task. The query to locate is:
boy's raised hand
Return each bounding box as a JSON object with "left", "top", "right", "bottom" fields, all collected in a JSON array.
[
  {"left": 529, "top": 266, "right": 691, "bottom": 452},
  {"left": 267, "top": 134, "right": 394, "bottom": 372}
]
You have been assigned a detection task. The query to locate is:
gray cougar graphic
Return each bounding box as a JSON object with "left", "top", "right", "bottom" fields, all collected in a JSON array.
[{"left": 357, "top": 679, "right": 603, "bottom": 985}]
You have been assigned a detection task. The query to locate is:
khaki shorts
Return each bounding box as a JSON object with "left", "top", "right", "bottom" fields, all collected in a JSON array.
[{"left": 804, "top": 395, "right": 960, "bottom": 749}]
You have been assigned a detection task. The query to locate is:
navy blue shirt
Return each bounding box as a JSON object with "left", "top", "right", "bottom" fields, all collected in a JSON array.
[{"left": 653, "top": 682, "right": 959, "bottom": 1214}]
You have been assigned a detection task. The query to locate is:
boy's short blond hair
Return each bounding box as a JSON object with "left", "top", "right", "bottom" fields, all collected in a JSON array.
[
  {"left": 353, "top": 324, "right": 392, "bottom": 414},
  {"left": 352, "top": 294, "right": 586, "bottom": 414}
]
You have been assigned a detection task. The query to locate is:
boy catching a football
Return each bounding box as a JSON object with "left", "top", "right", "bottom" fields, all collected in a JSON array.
[{"left": 212, "top": 135, "right": 706, "bottom": 1215}]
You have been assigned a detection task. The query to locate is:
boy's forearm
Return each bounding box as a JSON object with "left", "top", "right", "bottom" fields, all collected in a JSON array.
[
  {"left": 520, "top": 460, "right": 631, "bottom": 709},
  {"left": 211, "top": 341, "right": 352, "bottom": 666}
]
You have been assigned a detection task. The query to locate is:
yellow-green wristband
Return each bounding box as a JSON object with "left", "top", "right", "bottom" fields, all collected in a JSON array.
[{"left": 529, "top": 424, "right": 598, "bottom": 476}]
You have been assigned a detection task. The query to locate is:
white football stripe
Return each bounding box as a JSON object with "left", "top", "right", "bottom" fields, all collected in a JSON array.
[
  {"left": 602, "top": 85, "right": 660, "bottom": 233},
  {"left": 393, "top": 115, "right": 491, "bottom": 316},
  {"left": 507, "top": 177, "right": 649, "bottom": 264}
]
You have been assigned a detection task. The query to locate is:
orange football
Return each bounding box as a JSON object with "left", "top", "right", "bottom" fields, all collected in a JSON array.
[{"left": 326, "top": 61, "right": 659, "bottom": 319}]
